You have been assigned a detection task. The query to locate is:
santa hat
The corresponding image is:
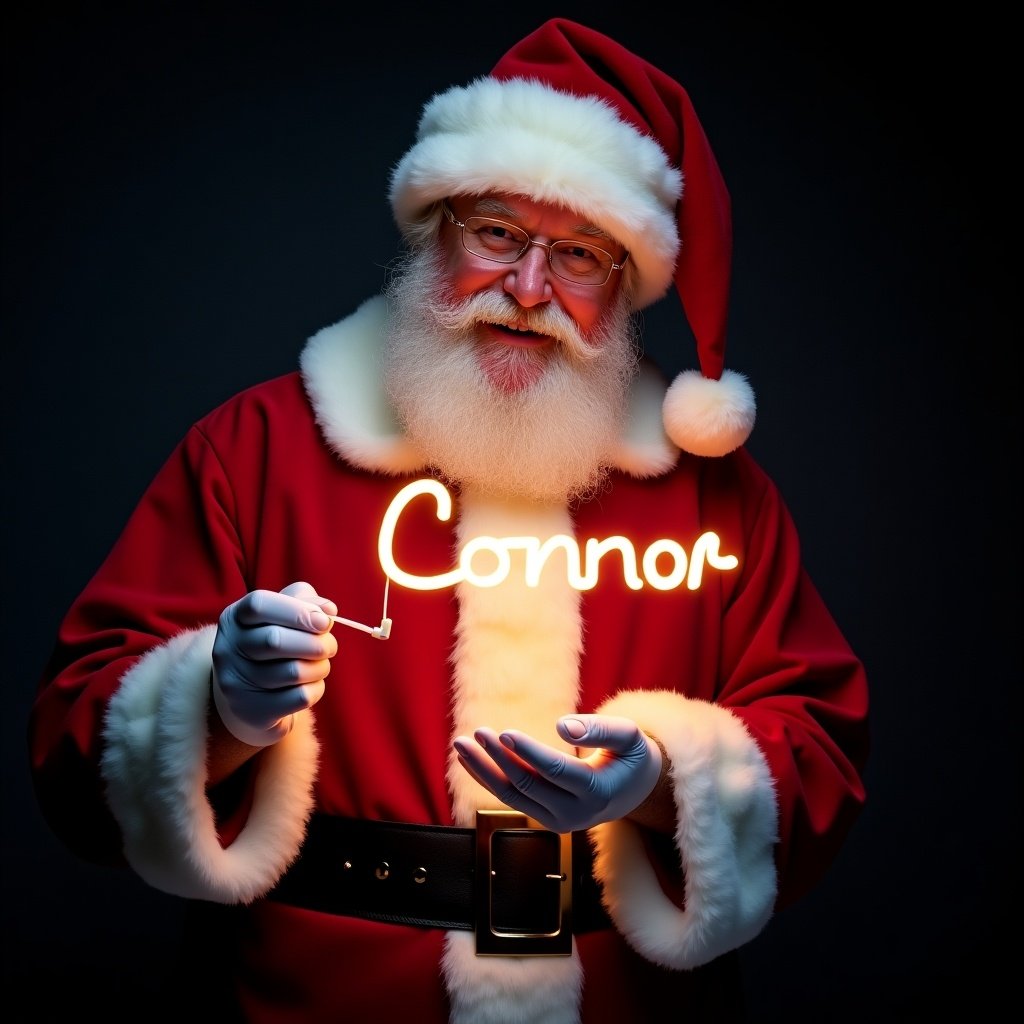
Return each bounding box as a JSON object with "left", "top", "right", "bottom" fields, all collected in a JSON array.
[{"left": 389, "top": 18, "right": 755, "bottom": 457}]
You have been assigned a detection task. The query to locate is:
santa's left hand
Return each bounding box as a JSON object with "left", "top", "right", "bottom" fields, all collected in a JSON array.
[{"left": 453, "top": 714, "right": 663, "bottom": 834}]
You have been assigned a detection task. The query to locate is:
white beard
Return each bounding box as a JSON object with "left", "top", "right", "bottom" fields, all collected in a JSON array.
[{"left": 382, "top": 246, "right": 640, "bottom": 504}]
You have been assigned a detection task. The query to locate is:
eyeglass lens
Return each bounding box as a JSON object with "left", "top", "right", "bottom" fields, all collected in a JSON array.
[{"left": 463, "top": 216, "right": 614, "bottom": 285}]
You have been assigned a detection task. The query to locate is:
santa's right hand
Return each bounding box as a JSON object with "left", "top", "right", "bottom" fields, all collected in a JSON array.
[{"left": 211, "top": 582, "right": 339, "bottom": 747}]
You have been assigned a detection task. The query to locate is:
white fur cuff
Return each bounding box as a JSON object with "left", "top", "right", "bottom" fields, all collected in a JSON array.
[
  {"left": 100, "top": 625, "right": 319, "bottom": 904},
  {"left": 590, "top": 689, "right": 778, "bottom": 968}
]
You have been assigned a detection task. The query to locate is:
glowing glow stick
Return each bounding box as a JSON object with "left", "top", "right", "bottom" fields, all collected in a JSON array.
[{"left": 328, "top": 577, "right": 392, "bottom": 639}]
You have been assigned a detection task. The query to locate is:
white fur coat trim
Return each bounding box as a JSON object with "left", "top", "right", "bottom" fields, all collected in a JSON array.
[
  {"left": 299, "top": 296, "right": 679, "bottom": 479},
  {"left": 300, "top": 296, "right": 426, "bottom": 475},
  {"left": 591, "top": 689, "right": 779, "bottom": 968},
  {"left": 443, "top": 931, "right": 583, "bottom": 1024},
  {"left": 100, "top": 625, "right": 319, "bottom": 904},
  {"left": 443, "top": 488, "right": 584, "bottom": 1022},
  {"left": 446, "top": 488, "right": 584, "bottom": 824}
]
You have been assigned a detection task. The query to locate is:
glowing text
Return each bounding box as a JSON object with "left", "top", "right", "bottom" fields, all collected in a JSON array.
[{"left": 378, "top": 479, "right": 739, "bottom": 592}]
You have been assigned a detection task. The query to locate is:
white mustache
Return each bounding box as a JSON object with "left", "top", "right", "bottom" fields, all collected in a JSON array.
[{"left": 428, "top": 291, "right": 597, "bottom": 362}]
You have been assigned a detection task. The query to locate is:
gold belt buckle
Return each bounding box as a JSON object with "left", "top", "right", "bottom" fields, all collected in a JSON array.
[{"left": 474, "top": 809, "right": 572, "bottom": 956}]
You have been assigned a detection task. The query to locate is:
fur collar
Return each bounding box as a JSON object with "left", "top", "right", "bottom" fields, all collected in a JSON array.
[{"left": 299, "top": 295, "right": 679, "bottom": 479}]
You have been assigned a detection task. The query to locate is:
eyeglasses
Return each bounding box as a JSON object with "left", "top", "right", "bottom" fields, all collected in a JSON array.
[{"left": 442, "top": 203, "right": 628, "bottom": 287}]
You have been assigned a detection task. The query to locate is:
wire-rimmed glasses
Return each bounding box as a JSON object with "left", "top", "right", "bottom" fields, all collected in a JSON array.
[{"left": 442, "top": 203, "right": 628, "bottom": 287}]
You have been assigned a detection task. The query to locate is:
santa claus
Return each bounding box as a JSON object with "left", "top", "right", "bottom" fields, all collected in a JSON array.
[{"left": 29, "top": 18, "right": 868, "bottom": 1023}]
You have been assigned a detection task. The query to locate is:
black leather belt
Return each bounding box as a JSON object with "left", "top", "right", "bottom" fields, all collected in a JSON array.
[{"left": 265, "top": 811, "right": 611, "bottom": 955}]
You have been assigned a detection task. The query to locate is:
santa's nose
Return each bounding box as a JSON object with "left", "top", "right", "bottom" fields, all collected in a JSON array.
[{"left": 503, "top": 243, "right": 554, "bottom": 307}]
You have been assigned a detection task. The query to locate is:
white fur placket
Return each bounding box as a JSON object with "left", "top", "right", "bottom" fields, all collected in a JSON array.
[{"left": 443, "top": 485, "right": 585, "bottom": 1023}]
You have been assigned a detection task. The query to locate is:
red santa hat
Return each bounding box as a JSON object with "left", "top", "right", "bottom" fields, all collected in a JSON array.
[{"left": 389, "top": 18, "right": 755, "bottom": 457}]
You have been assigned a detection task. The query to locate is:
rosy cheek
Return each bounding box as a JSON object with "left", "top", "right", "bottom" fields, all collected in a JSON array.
[
  {"left": 560, "top": 300, "right": 603, "bottom": 338},
  {"left": 448, "top": 264, "right": 506, "bottom": 298},
  {"left": 576, "top": 279, "right": 624, "bottom": 337},
  {"left": 438, "top": 241, "right": 487, "bottom": 290}
]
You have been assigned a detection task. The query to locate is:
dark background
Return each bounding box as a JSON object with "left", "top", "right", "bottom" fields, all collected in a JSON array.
[{"left": 3, "top": 3, "right": 1019, "bottom": 1020}]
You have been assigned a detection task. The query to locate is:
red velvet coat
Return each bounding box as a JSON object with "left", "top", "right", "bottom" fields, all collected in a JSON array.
[{"left": 29, "top": 298, "right": 868, "bottom": 1022}]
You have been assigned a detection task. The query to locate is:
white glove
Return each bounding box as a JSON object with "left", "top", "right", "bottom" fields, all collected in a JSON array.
[
  {"left": 211, "top": 581, "right": 338, "bottom": 747},
  {"left": 452, "top": 714, "right": 663, "bottom": 833}
]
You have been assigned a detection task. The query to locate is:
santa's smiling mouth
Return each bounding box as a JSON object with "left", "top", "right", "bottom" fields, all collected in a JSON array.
[{"left": 483, "top": 321, "right": 551, "bottom": 346}]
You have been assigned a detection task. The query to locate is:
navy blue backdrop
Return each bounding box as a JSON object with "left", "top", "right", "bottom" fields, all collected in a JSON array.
[{"left": 3, "top": 3, "right": 1018, "bottom": 1020}]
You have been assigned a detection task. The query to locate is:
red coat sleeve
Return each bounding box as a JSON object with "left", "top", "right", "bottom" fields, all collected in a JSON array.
[
  {"left": 28, "top": 420, "right": 248, "bottom": 863},
  {"left": 717, "top": 455, "right": 868, "bottom": 908},
  {"left": 587, "top": 452, "right": 867, "bottom": 968}
]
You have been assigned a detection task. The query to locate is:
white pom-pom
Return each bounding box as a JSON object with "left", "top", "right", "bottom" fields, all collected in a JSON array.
[{"left": 662, "top": 368, "right": 756, "bottom": 457}]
